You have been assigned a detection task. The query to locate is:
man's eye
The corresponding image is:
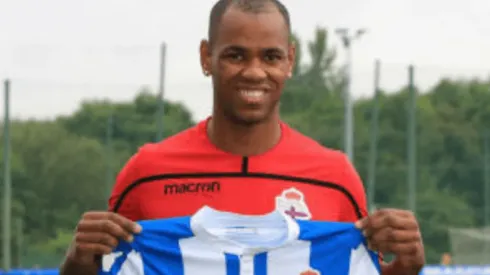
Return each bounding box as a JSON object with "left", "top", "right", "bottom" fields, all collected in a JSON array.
[
  {"left": 227, "top": 53, "right": 244, "bottom": 61},
  {"left": 265, "top": 54, "right": 281, "bottom": 62}
]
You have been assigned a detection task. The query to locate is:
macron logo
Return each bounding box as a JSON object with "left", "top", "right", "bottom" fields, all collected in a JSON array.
[{"left": 164, "top": 181, "right": 220, "bottom": 195}]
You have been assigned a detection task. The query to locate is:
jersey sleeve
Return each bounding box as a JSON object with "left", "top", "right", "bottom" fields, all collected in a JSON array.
[
  {"left": 108, "top": 151, "right": 143, "bottom": 221},
  {"left": 340, "top": 154, "right": 369, "bottom": 221}
]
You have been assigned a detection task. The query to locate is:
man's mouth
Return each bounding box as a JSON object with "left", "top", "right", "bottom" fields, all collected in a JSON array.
[{"left": 238, "top": 89, "right": 266, "bottom": 104}]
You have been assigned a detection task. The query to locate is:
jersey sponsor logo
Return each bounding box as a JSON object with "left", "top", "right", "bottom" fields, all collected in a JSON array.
[
  {"left": 275, "top": 188, "right": 312, "bottom": 220},
  {"left": 300, "top": 268, "right": 320, "bottom": 275},
  {"left": 163, "top": 181, "right": 220, "bottom": 195}
]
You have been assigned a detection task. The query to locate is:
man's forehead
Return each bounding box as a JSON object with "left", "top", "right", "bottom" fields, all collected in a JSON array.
[
  {"left": 214, "top": 7, "right": 289, "bottom": 51},
  {"left": 217, "top": 43, "right": 288, "bottom": 54}
]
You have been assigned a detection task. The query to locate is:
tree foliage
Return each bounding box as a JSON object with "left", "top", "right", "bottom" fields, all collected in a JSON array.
[
  {"left": 0, "top": 91, "right": 195, "bottom": 267},
  {"left": 282, "top": 27, "right": 489, "bottom": 264}
]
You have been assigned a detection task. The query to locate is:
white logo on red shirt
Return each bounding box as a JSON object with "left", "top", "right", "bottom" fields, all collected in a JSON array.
[{"left": 275, "top": 188, "right": 311, "bottom": 220}]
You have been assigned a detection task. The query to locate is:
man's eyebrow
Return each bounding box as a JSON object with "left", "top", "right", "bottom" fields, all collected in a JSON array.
[
  {"left": 222, "top": 45, "right": 247, "bottom": 52},
  {"left": 263, "top": 47, "right": 287, "bottom": 55},
  {"left": 221, "top": 45, "right": 286, "bottom": 54}
]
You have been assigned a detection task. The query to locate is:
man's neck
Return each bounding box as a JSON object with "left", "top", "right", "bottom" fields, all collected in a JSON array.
[{"left": 207, "top": 115, "right": 282, "bottom": 156}]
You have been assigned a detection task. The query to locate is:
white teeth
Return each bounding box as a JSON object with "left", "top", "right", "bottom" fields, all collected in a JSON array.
[{"left": 240, "top": 90, "right": 264, "bottom": 98}]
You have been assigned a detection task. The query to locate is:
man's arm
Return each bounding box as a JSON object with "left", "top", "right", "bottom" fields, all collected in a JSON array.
[
  {"left": 59, "top": 152, "right": 143, "bottom": 275},
  {"left": 340, "top": 154, "right": 425, "bottom": 274},
  {"left": 381, "top": 261, "right": 406, "bottom": 275},
  {"left": 59, "top": 212, "right": 141, "bottom": 275},
  {"left": 371, "top": 231, "right": 424, "bottom": 275},
  {"left": 59, "top": 253, "right": 99, "bottom": 275},
  {"left": 343, "top": 145, "right": 425, "bottom": 275}
]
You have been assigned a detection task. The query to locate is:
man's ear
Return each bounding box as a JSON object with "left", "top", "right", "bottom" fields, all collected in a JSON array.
[
  {"left": 200, "top": 39, "right": 212, "bottom": 76},
  {"left": 287, "top": 41, "right": 296, "bottom": 78}
]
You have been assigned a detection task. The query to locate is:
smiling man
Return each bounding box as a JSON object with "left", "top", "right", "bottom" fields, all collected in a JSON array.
[{"left": 59, "top": 1, "right": 425, "bottom": 275}]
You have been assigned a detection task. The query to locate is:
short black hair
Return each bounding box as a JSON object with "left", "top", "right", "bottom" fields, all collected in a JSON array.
[{"left": 208, "top": 0, "right": 291, "bottom": 45}]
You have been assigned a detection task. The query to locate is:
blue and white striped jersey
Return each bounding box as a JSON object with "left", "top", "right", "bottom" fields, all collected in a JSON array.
[{"left": 100, "top": 206, "right": 380, "bottom": 275}]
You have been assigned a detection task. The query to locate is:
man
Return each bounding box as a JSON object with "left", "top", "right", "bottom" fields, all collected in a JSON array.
[{"left": 60, "top": 0, "right": 425, "bottom": 274}]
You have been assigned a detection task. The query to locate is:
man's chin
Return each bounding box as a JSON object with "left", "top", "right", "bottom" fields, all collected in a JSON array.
[{"left": 227, "top": 111, "right": 270, "bottom": 126}]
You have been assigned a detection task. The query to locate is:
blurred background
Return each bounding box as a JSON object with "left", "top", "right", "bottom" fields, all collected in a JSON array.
[{"left": 0, "top": 0, "right": 489, "bottom": 274}]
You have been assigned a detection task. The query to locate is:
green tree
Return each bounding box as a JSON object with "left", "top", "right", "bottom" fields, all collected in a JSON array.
[
  {"left": 58, "top": 88, "right": 195, "bottom": 172},
  {"left": 0, "top": 120, "right": 108, "bottom": 267},
  {"left": 281, "top": 27, "right": 484, "bottom": 264},
  {"left": 281, "top": 28, "right": 342, "bottom": 116},
  {"left": 0, "top": 88, "right": 197, "bottom": 268},
  {"left": 423, "top": 78, "right": 490, "bottom": 225}
]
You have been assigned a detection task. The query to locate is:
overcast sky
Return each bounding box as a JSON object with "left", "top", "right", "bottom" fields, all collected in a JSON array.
[{"left": 0, "top": 0, "right": 489, "bottom": 121}]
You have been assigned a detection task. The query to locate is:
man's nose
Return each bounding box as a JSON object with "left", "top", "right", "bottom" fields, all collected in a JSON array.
[{"left": 241, "top": 59, "right": 267, "bottom": 82}]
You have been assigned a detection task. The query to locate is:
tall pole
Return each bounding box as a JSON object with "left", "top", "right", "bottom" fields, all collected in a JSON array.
[
  {"left": 105, "top": 113, "right": 114, "bottom": 197},
  {"left": 345, "top": 41, "right": 353, "bottom": 162},
  {"left": 2, "top": 79, "right": 11, "bottom": 271},
  {"left": 484, "top": 130, "right": 489, "bottom": 257},
  {"left": 156, "top": 42, "right": 167, "bottom": 142},
  {"left": 407, "top": 65, "right": 417, "bottom": 213},
  {"left": 15, "top": 218, "right": 22, "bottom": 268},
  {"left": 335, "top": 28, "right": 366, "bottom": 162},
  {"left": 367, "top": 59, "right": 381, "bottom": 212}
]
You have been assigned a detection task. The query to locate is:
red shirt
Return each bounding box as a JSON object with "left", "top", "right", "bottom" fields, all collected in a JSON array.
[{"left": 108, "top": 118, "right": 368, "bottom": 223}]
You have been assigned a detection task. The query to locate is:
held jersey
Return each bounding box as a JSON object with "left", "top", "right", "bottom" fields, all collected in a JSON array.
[{"left": 100, "top": 206, "right": 380, "bottom": 275}]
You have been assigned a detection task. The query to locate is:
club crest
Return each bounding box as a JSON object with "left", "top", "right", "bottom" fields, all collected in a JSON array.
[{"left": 275, "top": 188, "right": 311, "bottom": 220}]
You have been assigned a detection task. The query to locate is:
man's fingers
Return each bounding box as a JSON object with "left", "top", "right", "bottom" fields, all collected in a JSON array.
[
  {"left": 368, "top": 227, "right": 421, "bottom": 243},
  {"left": 374, "top": 208, "right": 413, "bottom": 217},
  {"left": 363, "top": 218, "right": 419, "bottom": 237},
  {"left": 75, "top": 242, "right": 114, "bottom": 256},
  {"left": 82, "top": 211, "right": 141, "bottom": 235},
  {"left": 357, "top": 209, "right": 425, "bottom": 273},
  {"left": 358, "top": 213, "right": 418, "bottom": 232},
  {"left": 108, "top": 212, "right": 142, "bottom": 234},
  {"left": 354, "top": 217, "right": 368, "bottom": 229},
  {"left": 77, "top": 219, "right": 133, "bottom": 243},
  {"left": 82, "top": 211, "right": 111, "bottom": 220},
  {"left": 378, "top": 215, "right": 417, "bottom": 230},
  {"left": 370, "top": 239, "right": 421, "bottom": 255},
  {"left": 75, "top": 231, "right": 119, "bottom": 248},
  {"left": 69, "top": 211, "right": 142, "bottom": 263}
]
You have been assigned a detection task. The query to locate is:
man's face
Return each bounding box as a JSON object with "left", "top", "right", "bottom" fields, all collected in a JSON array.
[{"left": 200, "top": 5, "right": 295, "bottom": 125}]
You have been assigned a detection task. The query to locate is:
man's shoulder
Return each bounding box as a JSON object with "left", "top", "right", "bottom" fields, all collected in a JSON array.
[
  {"left": 136, "top": 121, "right": 207, "bottom": 159},
  {"left": 285, "top": 123, "right": 347, "bottom": 163},
  {"left": 281, "top": 124, "right": 353, "bottom": 183},
  {"left": 284, "top": 124, "right": 367, "bottom": 219},
  {"left": 111, "top": 122, "right": 206, "bottom": 188}
]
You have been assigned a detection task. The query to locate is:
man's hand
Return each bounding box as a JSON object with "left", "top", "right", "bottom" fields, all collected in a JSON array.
[
  {"left": 66, "top": 211, "right": 142, "bottom": 266},
  {"left": 355, "top": 209, "right": 425, "bottom": 275}
]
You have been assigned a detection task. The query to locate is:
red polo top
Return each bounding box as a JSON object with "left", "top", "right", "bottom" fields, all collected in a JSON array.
[{"left": 108, "top": 118, "right": 368, "bottom": 223}]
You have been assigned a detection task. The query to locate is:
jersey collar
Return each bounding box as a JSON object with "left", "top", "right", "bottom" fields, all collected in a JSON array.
[{"left": 190, "top": 206, "right": 300, "bottom": 255}]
